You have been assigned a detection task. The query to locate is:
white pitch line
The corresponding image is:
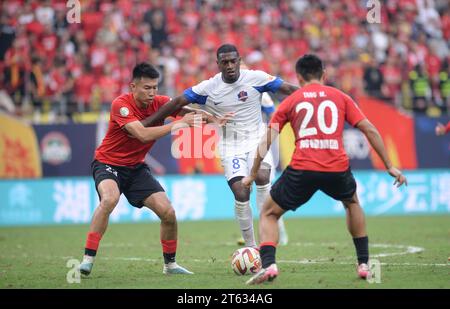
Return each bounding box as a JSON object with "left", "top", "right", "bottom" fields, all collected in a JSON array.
[
  {"left": 58, "top": 256, "right": 448, "bottom": 267},
  {"left": 371, "top": 244, "right": 424, "bottom": 258},
  {"left": 46, "top": 242, "right": 450, "bottom": 268},
  {"left": 225, "top": 242, "right": 426, "bottom": 259}
]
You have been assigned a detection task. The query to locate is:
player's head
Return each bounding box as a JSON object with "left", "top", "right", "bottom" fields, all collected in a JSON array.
[
  {"left": 295, "top": 54, "right": 325, "bottom": 85},
  {"left": 216, "top": 44, "right": 241, "bottom": 83},
  {"left": 130, "top": 62, "right": 160, "bottom": 106}
]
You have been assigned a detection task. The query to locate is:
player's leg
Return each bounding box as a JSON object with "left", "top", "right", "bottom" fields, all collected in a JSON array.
[
  {"left": 142, "top": 192, "right": 193, "bottom": 275},
  {"left": 342, "top": 192, "right": 370, "bottom": 278},
  {"left": 342, "top": 192, "right": 367, "bottom": 238},
  {"left": 229, "top": 177, "right": 257, "bottom": 248},
  {"left": 247, "top": 167, "right": 316, "bottom": 284},
  {"left": 80, "top": 178, "right": 120, "bottom": 276},
  {"left": 125, "top": 164, "right": 192, "bottom": 275},
  {"left": 223, "top": 156, "right": 257, "bottom": 248},
  {"left": 248, "top": 146, "right": 288, "bottom": 245},
  {"left": 321, "top": 168, "right": 370, "bottom": 279},
  {"left": 254, "top": 168, "right": 288, "bottom": 245},
  {"left": 246, "top": 196, "right": 284, "bottom": 285}
]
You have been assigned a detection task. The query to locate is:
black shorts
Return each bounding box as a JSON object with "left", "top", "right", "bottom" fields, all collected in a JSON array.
[
  {"left": 270, "top": 166, "right": 357, "bottom": 211},
  {"left": 92, "top": 160, "right": 164, "bottom": 208}
]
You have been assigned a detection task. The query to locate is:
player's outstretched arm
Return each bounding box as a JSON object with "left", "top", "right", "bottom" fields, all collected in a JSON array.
[
  {"left": 242, "top": 127, "right": 280, "bottom": 188},
  {"left": 277, "top": 81, "right": 299, "bottom": 96},
  {"left": 356, "top": 119, "right": 407, "bottom": 187},
  {"left": 126, "top": 112, "right": 199, "bottom": 143},
  {"left": 179, "top": 106, "right": 212, "bottom": 117},
  {"left": 179, "top": 106, "right": 235, "bottom": 126},
  {"left": 140, "top": 95, "right": 191, "bottom": 127}
]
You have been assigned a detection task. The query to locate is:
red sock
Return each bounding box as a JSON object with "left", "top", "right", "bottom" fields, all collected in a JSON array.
[
  {"left": 85, "top": 232, "right": 102, "bottom": 256},
  {"left": 161, "top": 239, "right": 177, "bottom": 253},
  {"left": 259, "top": 241, "right": 277, "bottom": 249},
  {"left": 161, "top": 239, "right": 177, "bottom": 264}
]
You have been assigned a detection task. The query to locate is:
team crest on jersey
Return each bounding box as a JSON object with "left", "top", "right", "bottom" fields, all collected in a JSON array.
[
  {"left": 237, "top": 91, "right": 248, "bottom": 102},
  {"left": 120, "top": 107, "right": 129, "bottom": 117}
]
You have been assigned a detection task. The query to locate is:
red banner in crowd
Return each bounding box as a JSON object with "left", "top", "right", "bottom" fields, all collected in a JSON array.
[{"left": 358, "top": 97, "right": 418, "bottom": 169}]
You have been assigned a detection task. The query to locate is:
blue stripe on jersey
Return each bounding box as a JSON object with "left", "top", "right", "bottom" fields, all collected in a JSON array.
[
  {"left": 183, "top": 88, "right": 208, "bottom": 105},
  {"left": 261, "top": 105, "right": 275, "bottom": 115},
  {"left": 253, "top": 77, "right": 283, "bottom": 93}
]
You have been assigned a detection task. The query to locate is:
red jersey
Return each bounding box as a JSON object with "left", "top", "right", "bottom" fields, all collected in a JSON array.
[
  {"left": 270, "top": 83, "right": 366, "bottom": 172},
  {"left": 95, "top": 93, "right": 176, "bottom": 167}
]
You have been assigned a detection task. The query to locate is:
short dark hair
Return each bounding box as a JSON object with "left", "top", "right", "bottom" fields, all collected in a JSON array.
[
  {"left": 132, "top": 62, "right": 160, "bottom": 80},
  {"left": 295, "top": 54, "right": 324, "bottom": 81},
  {"left": 216, "top": 44, "right": 239, "bottom": 59}
]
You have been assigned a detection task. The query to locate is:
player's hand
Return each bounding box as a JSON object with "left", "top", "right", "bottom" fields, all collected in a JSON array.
[
  {"left": 194, "top": 109, "right": 213, "bottom": 121},
  {"left": 208, "top": 112, "right": 235, "bottom": 127},
  {"left": 181, "top": 112, "right": 203, "bottom": 128},
  {"left": 387, "top": 166, "right": 407, "bottom": 187},
  {"left": 435, "top": 123, "right": 445, "bottom": 136},
  {"left": 241, "top": 174, "right": 256, "bottom": 188}
]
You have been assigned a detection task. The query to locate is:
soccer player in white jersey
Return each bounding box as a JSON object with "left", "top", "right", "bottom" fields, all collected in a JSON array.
[
  {"left": 232, "top": 61, "right": 289, "bottom": 246},
  {"left": 141, "top": 44, "right": 298, "bottom": 248}
]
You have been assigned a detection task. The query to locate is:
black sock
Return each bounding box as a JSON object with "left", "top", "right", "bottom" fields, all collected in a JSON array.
[
  {"left": 353, "top": 236, "right": 369, "bottom": 264},
  {"left": 85, "top": 248, "right": 97, "bottom": 257},
  {"left": 260, "top": 245, "right": 276, "bottom": 268},
  {"left": 163, "top": 252, "right": 176, "bottom": 264}
]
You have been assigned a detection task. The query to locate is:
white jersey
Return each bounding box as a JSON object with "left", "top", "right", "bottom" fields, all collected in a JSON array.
[{"left": 184, "top": 69, "right": 283, "bottom": 157}]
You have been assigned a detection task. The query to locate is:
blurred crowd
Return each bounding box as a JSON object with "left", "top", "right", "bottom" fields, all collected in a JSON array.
[{"left": 0, "top": 0, "right": 449, "bottom": 123}]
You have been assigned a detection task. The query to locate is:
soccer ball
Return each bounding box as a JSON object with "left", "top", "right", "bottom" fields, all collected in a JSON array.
[{"left": 231, "top": 247, "right": 261, "bottom": 275}]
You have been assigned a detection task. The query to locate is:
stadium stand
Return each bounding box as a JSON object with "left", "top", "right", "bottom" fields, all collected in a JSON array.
[{"left": 0, "top": 0, "right": 449, "bottom": 123}]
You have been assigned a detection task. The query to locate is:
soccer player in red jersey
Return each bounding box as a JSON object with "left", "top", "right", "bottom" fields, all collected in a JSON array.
[
  {"left": 79, "top": 63, "right": 210, "bottom": 276},
  {"left": 243, "top": 55, "right": 408, "bottom": 284}
]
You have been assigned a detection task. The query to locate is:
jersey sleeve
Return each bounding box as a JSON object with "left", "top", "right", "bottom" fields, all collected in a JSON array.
[
  {"left": 269, "top": 98, "right": 291, "bottom": 132},
  {"left": 344, "top": 93, "right": 366, "bottom": 127},
  {"left": 111, "top": 98, "right": 138, "bottom": 128},
  {"left": 261, "top": 92, "right": 275, "bottom": 115},
  {"left": 250, "top": 70, "right": 284, "bottom": 93},
  {"left": 183, "top": 79, "right": 210, "bottom": 105}
]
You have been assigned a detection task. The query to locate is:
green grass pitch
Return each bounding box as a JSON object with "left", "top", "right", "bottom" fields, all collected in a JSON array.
[{"left": 0, "top": 215, "right": 448, "bottom": 288}]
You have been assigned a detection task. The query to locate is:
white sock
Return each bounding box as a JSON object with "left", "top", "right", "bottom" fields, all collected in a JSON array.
[
  {"left": 165, "top": 262, "right": 178, "bottom": 268},
  {"left": 256, "top": 183, "right": 271, "bottom": 212},
  {"left": 234, "top": 200, "right": 256, "bottom": 247},
  {"left": 82, "top": 255, "right": 95, "bottom": 264},
  {"left": 256, "top": 183, "right": 288, "bottom": 245},
  {"left": 277, "top": 217, "right": 288, "bottom": 244}
]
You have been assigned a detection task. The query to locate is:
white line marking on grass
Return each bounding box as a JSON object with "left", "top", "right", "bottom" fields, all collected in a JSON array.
[
  {"left": 229, "top": 241, "right": 425, "bottom": 255},
  {"left": 276, "top": 260, "right": 448, "bottom": 267},
  {"left": 105, "top": 257, "right": 449, "bottom": 267},
  {"left": 56, "top": 256, "right": 447, "bottom": 267},
  {"left": 370, "top": 243, "right": 424, "bottom": 258},
  {"left": 52, "top": 242, "right": 447, "bottom": 268}
]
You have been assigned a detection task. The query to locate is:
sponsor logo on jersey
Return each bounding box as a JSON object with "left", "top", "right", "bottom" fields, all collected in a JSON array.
[{"left": 237, "top": 91, "right": 248, "bottom": 102}]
